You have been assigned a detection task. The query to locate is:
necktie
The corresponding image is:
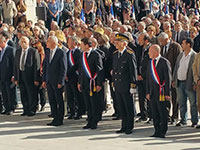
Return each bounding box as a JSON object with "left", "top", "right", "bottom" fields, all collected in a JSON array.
[
  {"left": 118, "top": 52, "right": 122, "bottom": 58},
  {"left": 154, "top": 59, "right": 157, "bottom": 66},
  {"left": 49, "top": 50, "right": 53, "bottom": 63},
  {"left": 163, "top": 46, "right": 166, "bottom": 56},
  {"left": 176, "top": 32, "right": 179, "bottom": 42},
  {"left": 21, "top": 51, "right": 26, "bottom": 71}
]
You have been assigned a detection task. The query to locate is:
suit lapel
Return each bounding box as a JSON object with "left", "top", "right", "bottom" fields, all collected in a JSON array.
[{"left": 50, "top": 48, "right": 58, "bottom": 64}]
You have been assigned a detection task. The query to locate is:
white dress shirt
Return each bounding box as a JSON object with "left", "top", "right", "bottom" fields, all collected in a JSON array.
[
  {"left": 177, "top": 51, "right": 193, "bottom": 80},
  {"left": 50, "top": 46, "right": 57, "bottom": 62},
  {"left": 20, "top": 48, "right": 29, "bottom": 71}
]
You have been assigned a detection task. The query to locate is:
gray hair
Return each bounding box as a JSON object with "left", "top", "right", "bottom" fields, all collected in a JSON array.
[
  {"left": 48, "top": 36, "right": 58, "bottom": 44},
  {"left": 158, "top": 32, "right": 169, "bottom": 40},
  {"left": 19, "top": 36, "right": 30, "bottom": 44}
]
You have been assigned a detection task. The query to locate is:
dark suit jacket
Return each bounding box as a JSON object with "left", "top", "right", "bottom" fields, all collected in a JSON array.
[
  {"left": 112, "top": 49, "right": 137, "bottom": 93},
  {"left": 161, "top": 41, "right": 181, "bottom": 73},
  {"left": 67, "top": 48, "right": 81, "bottom": 83},
  {"left": 146, "top": 56, "right": 172, "bottom": 98},
  {"left": 14, "top": 47, "right": 40, "bottom": 84},
  {"left": 78, "top": 50, "right": 103, "bottom": 91},
  {"left": 0, "top": 45, "right": 15, "bottom": 82},
  {"left": 43, "top": 48, "right": 67, "bottom": 86},
  {"left": 172, "top": 30, "right": 189, "bottom": 44}
]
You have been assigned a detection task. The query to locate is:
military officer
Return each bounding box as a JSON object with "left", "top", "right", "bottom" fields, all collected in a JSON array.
[{"left": 112, "top": 33, "right": 137, "bottom": 134}]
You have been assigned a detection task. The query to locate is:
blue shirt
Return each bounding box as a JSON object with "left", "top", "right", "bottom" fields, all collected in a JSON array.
[{"left": 48, "top": 2, "right": 59, "bottom": 15}]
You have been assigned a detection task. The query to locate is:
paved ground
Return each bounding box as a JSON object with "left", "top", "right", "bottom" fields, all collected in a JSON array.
[{"left": 0, "top": 104, "right": 200, "bottom": 150}]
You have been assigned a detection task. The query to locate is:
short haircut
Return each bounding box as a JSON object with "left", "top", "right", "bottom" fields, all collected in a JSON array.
[
  {"left": 151, "top": 44, "right": 161, "bottom": 53},
  {"left": 183, "top": 37, "right": 194, "bottom": 48},
  {"left": 158, "top": 32, "right": 169, "bottom": 40},
  {"left": 139, "top": 32, "right": 150, "bottom": 42},
  {"left": 48, "top": 36, "right": 58, "bottom": 44},
  {"left": 81, "top": 38, "right": 92, "bottom": 47},
  {"left": 0, "top": 30, "right": 10, "bottom": 39}
]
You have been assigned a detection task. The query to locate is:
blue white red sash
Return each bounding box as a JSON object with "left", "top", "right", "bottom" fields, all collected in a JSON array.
[
  {"left": 69, "top": 50, "right": 79, "bottom": 75},
  {"left": 150, "top": 59, "right": 165, "bottom": 101},
  {"left": 82, "top": 52, "right": 97, "bottom": 96}
]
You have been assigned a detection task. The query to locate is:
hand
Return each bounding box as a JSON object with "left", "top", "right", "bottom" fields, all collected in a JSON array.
[
  {"left": 57, "top": 84, "right": 62, "bottom": 89},
  {"left": 77, "top": 84, "right": 81, "bottom": 92},
  {"left": 42, "top": 82, "right": 46, "bottom": 88},
  {"left": 110, "top": 70, "right": 113, "bottom": 76},
  {"left": 15, "top": 81, "right": 18, "bottom": 86},
  {"left": 96, "top": 86, "right": 102, "bottom": 92},
  {"left": 137, "top": 75, "right": 143, "bottom": 81},
  {"left": 197, "top": 80, "right": 200, "bottom": 86},
  {"left": 11, "top": 76, "right": 15, "bottom": 82},
  {"left": 165, "top": 96, "right": 171, "bottom": 101},
  {"left": 146, "top": 94, "right": 150, "bottom": 101},
  {"left": 172, "top": 81, "right": 175, "bottom": 88},
  {"left": 130, "top": 88, "right": 136, "bottom": 94},
  {"left": 34, "top": 81, "right": 39, "bottom": 86},
  {"left": 65, "top": 76, "right": 68, "bottom": 81},
  {"left": 193, "top": 85, "right": 197, "bottom": 91}
]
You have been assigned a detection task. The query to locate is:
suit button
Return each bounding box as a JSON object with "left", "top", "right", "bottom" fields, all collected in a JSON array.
[
  {"left": 119, "top": 79, "right": 121, "bottom": 81},
  {"left": 121, "top": 67, "right": 123, "bottom": 68},
  {"left": 115, "top": 79, "right": 117, "bottom": 81},
  {"left": 119, "top": 72, "right": 121, "bottom": 75}
]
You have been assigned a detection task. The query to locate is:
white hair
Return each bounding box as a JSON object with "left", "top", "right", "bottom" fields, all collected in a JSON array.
[
  {"left": 48, "top": 36, "right": 58, "bottom": 44},
  {"left": 158, "top": 32, "right": 169, "bottom": 40}
]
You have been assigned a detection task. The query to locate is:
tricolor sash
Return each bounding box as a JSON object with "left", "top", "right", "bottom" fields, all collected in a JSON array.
[
  {"left": 82, "top": 52, "right": 97, "bottom": 96},
  {"left": 150, "top": 59, "right": 165, "bottom": 101},
  {"left": 69, "top": 50, "right": 79, "bottom": 75}
]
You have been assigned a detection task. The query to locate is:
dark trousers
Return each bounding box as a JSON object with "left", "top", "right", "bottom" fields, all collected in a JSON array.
[
  {"left": 109, "top": 82, "right": 119, "bottom": 116},
  {"left": 19, "top": 73, "right": 37, "bottom": 113},
  {"left": 47, "top": 83, "right": 64, "bottom": 123},
  {"left": 138, "top": 80, "right": 152, "bottom": 119},
  {"left": 0, "top": 94, "right": 2, "bottom": 112},
  {"left": 115, "top": 91, "right": 134, "bottom": 131},
  {"left": 150, "top": 95, "right": 168, "bottom": 136},
  {"left": 82, "top": 90, "right": 99, "bottom": 127},
  {"left": 66, "top": 81, "right": 85, "bottom": 116},
  {"left": 36, "top": 86, "right": 46, "bottom": 107},
  {"left": 171, "top": 87, "right": 178, "bottom": 119},
  {"left": 0, "top": 81, "right": 16, "bottom": 112}
]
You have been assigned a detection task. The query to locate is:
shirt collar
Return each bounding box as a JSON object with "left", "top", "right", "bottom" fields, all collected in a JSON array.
[
  {"left": 184, "top": 49, "right": 193, "bottom": 57},
  {"left": 87, "top": 48, "right": 93, "bottom": 56},
  {"left": 119, "top": 48, "right": 126, "bottom": 55},
  {"left": 154, "top": 54, "right": 161, "bottom": 64}
]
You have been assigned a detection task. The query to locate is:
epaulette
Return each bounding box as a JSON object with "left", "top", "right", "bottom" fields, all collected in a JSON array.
[
  {"left": 127, "top": 49, "right": 134, "bottom": 54},
  {"left": 113, "top": 50, "right": 118, "bottom": 54}
]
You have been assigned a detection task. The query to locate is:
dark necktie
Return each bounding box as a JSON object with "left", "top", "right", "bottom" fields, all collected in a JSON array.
[
  {"left": 176, "top": 32, "right": 179, "bottom": 42},
  {"left": 154, "top": 59, "right": 157, "bottom": 66},
  {"left": 118, "top": 52, "right": 122, "bottom": 58},
  {"left": 21, "top": 51, "right": 26, "bottom": 71}
]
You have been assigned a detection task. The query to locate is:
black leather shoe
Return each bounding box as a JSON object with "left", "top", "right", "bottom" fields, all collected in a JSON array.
[
  {"left": 83, "top": 124, "right": 91, "bottom": 129},
  {"left": 136, "top": 117, "right": 147, "bottom": 123},
  {"left": 74, "top": 115, "right": 82, "bottom": 120},
  {"left": 53, "top": 122, "right": 63, "bottom": 126},
  {"left": 196, "top": 125, "right": 200, "bottom": 129},
  {"left": 21, "top": 112, "right": 28, "bottom": 116},
  {"left": 176, "top": 121, "right": 187, "bottom": 126},
  {"left": 68, "top": 115, "right": 74, "bottom": 119},
  {"left": 150, "top": 134, "right": 159, "bottom": 137},
  {"left": 28, "top": 111, "right": 36, "bottom": 117},
  {"left": 191, "top": 123, "right": 197, "bottom": 127},
  {"left": 125, "top": 130, "right": 132, "bottom": 134},
  {"left": 40, "top": 105, "right": 45, "bottom": 112},
  {"left": 116, "top": 129, "right": 126, "bottom": 133},
  {"left": 91, "top": 125, "right": 97, "bottom": 129},
  {"left": 47, "top": 122, "right": 55, "bottom": 126},
  {"left": 6, "top": 111, "right": 13, "bottom": 115},
  {"left": 1, "top": 111, "right": 7, "bottom": 115},
  {"left": 158, "top": 134, "right": 166, "bottom": 138},
  {"left": 48, "top": 114, "right": 54, "bottom": 118}
]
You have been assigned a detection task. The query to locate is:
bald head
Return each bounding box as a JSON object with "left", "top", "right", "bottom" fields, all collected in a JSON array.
[{"left": 149, "top": 44, "right": 161, "bottom": 59}]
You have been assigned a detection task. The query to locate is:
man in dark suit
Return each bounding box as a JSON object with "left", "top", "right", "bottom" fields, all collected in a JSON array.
[
  {"left": 172, "top": 21, "right": 189, "bottom": 44},
  {"left": 42, "top": 36, "right": 67, "bottom": 126},
  {"left": 66, "top": 36, "right": 84, "bottom": 120},
  {"left": 78, "top": 37, "right": 103, "bottom": 129},
  {"left": 0, "top": 31, "right": 15, "bottom": 115},
  {"left": 146, "top": 44, "right": 172, "bottom": 138},
  {"left": 14, "top": 36, "right": 40, "bottom": 116},
  {"left": 112, "top": 33, "right": 137, "bottom": 134},
  {"left": 136, "top": 33, "right": 151, "bottom": 123},
  {"left": 158, "top": 32, "right": 181, "bottom": 123}
]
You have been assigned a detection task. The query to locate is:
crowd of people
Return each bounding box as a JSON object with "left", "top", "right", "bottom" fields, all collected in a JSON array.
[{"left": 0, "top": 0, "right": 200, "bottom": 138}]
